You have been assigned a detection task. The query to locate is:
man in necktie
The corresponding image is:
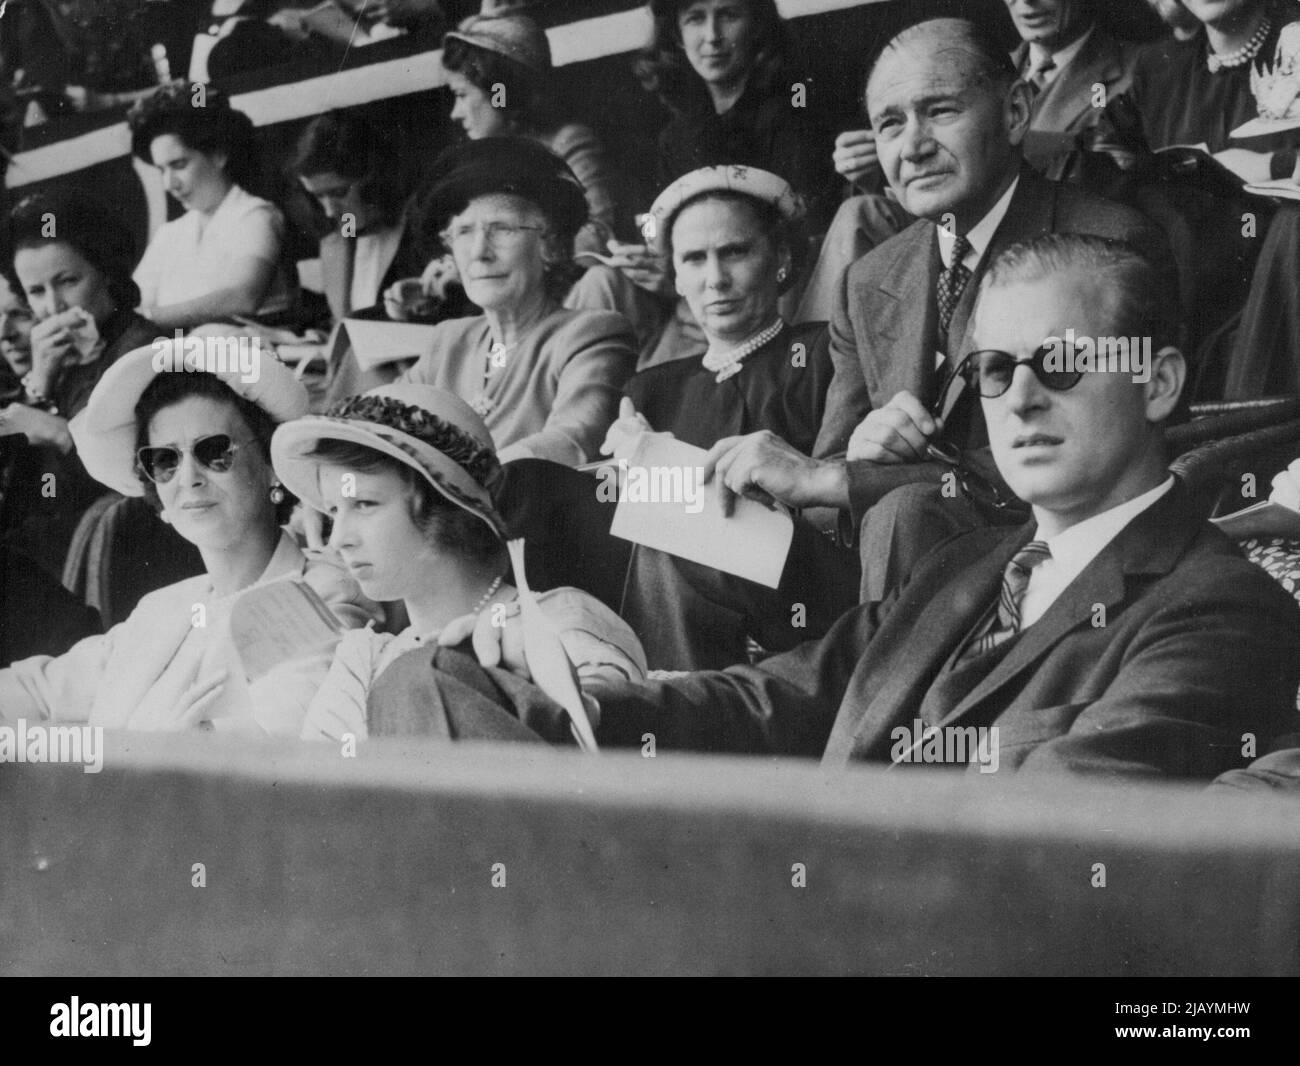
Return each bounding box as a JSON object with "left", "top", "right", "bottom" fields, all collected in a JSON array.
[
  {"left": 690, "top": 14, "right": 1164, "bottom": 603},
  {"left": 550, "top": 232, "right": 1299, "bottom": 780}
]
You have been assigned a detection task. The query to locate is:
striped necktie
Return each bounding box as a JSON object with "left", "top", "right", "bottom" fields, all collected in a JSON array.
[
  {"left": 961, "top": 540, "right": 1052, "bottom": 660},
  {"left": 936, "top": 234, "right": 972, "bottom": 350}
]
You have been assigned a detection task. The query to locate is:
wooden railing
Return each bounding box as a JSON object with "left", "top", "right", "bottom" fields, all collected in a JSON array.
[{"left": 4, "top": 732, "right": 1299, "bottom": 975}]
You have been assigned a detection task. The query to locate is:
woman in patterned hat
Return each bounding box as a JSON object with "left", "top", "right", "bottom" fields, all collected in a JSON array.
[{"left": 272, "top": 383, "right": 646, "bottom": 741}]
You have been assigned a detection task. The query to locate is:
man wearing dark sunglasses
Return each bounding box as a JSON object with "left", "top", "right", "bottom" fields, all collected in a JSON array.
[{"left": 571, "top": 233, "right": 1300, "bottom": 781}]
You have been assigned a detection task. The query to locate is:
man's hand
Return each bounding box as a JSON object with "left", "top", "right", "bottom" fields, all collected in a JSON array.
[
  {"left": 846, "top": 391, "right": 941, "bottom": 464},
  {"left": 833, "top": 128, "right": 881, "bottom": 186},
  {"left": 604, "top": 239, "right": 673, "bottom": 296},
  {"left": 703, "top": 431, "right": 849, "bottom": 515}
]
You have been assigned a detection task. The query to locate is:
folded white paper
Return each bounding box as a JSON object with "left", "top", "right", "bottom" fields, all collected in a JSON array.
[
  {"left": 341, "top": 318, "right": 439, "bottom": 372},
  {"left": 1244, "top": 178, "right": 1300, "bottom": 202},
  {"left": 607, "top": 435, "right": 794, "bottom": 588},
  {"left": 231, "top": 579, "right": 344, "bottom": 681}
]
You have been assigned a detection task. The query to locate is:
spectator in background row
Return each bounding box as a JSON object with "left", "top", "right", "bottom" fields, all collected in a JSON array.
[
  {"left": 129, "top": 82, "right": 298, "bottom": 331},
  {"left": 399, "top": 137, "right": 635, "bottom": 466},
  {"left": 439, "top": 9, "right": 623, "bottom": 253},
  {"left": 0, "top": 278, "right": 35, "bottom": 404},
  {"left": 291, "top": 110, "right": 433, "bottom": 323},
  {"left": 1, "top": 193, "right": 160, "bottom": 580}
]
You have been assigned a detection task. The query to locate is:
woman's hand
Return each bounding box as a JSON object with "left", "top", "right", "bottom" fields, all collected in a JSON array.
[
  {"left": 604, "top": 240, "right": 673, "bottom": 297},
  {"left": 27, "top": 311, "right": 86, "bottom": 395},
  {"left": 599, "top": 397, "right": 659, "bottom": 460},
  {"left": 833, "top": 128, "right": 881, "bottom": 187},
  {"left": 383, "top": 258, "right": 457, "bottom": 321},
  {"left": 0, "top": 402, "right": 74, "bottom": 453}
]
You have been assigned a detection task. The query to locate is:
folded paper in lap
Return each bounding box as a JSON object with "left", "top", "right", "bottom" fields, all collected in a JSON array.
[
  {"left": 231, "top": 579, "right": 344, "bottom": 681},
  {"left": 341, "top": 319, "right": 441, "bottom": 372},
  {"left": 607, "top": 435, "right": 794, "bottom": 588}
]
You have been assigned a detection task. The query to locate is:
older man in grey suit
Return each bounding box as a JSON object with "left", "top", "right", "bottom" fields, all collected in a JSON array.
[{"left": 705, "top": 14, "right": 1168, "bottom": 601}]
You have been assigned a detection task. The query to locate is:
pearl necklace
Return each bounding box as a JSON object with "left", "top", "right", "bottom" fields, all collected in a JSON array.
[
  {"left": 472, "top": 573, "right": 505, "bottom": 616},
  {"left": 1207, "top": 16, "right": 1271, "bottom": 73},
  {"left": 701, "top": 319, "right": 785, "bottom": 384}
]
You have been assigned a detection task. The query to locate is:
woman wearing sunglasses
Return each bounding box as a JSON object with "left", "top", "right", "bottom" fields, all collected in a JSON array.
[
  {"left": 271, "top": 383, "right": 645, "bottom": 742},
  {"left": 0, "top": 340, "right": 380, "bottom": 732}
]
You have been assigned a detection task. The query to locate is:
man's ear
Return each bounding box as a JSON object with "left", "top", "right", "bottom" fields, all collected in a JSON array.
[
  {"left": 1004, "top": 79, "right": 1034, "bottom": 148},
  {"left": 1145, "top": 345, "right": 1186, "bottom": 424}
]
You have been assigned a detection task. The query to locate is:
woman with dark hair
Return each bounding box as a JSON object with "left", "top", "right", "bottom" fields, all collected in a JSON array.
[
  {"left": 272, "top": 384, "right": 644, "bottom": 741},
  {"left": 290, "top": 109, "right": 433, "bottom": 323},
  {"left": 633, "top": 0, "right": 832, "bottom": 218},
  {"left": 397, "top": 137, "right": 636, "bottom": 466},
  {"left": 436, "top": 9, "right": 621, "bottom": 255},
  {"left": 0, "top": 341, "right": 379, "bottom": 732},
  {"left": 129, "top": 82, "right": 297, "bottom": 331},
  {"left": 0, "top": 191, "right": 159, "bottom": 578}
]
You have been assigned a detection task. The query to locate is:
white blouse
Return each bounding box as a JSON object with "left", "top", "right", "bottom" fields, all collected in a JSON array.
[{"left": 133, "top": 184, "right": 295, "bottom": 318}]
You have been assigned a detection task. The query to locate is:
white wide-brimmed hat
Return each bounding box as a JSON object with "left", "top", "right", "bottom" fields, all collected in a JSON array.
[
  {"left": 271, "top": 384, "right": 506, "bottom": 538},
  {"left": 71, "top": 337, "right": 308, "bottom": 497},
  {"left": 645, "top": 164, "right": 806, "bottom": 254}
]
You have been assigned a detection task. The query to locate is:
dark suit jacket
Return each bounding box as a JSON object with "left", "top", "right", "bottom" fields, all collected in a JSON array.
[
  {"left": 596, "top": 483, "right": 1300, "bottom": 781},
  {"left": 813, "top": 164, "right": 1167, "bottom": 528},
  {"left": 1015, "top": 29, "right": 1139, "bottom": 179}
]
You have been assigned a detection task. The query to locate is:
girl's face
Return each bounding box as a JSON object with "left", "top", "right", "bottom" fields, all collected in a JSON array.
[
  {"left": 678, "top": 0, "right": 759, "bottom": 93},
  {"left": 151, "top": 133, "right": 231, "bottom": 213},
  {"left": 13, "top": 241, "right": 117, "bottom": 325},
  {"left": 321, "top": 463, "right": 442, "bottom": 603},
  {"left": 447, "top": 69, "right": 510, "bottom": 140},
  {"left": 145, "top": 395, "right": 277, "bottom": 553}
]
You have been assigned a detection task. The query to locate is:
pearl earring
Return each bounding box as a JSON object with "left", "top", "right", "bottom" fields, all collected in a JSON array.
[
  {"left": 777, "top": 266, "right": 789, "bottom": 284},
  {"left": 269, "top": 484, "right": 286, "bottom": 504}
]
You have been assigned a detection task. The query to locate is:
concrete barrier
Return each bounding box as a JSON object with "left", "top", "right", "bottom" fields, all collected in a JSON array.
[{"left": 3, "top": 732, "right": 1298, "bottom": 975}]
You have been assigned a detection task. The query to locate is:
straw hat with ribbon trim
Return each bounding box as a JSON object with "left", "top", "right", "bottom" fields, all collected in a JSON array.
[
  {"left": 271, "top": 384, "right": 507, "bottom": 539},
  {"left": 71, "top": 338, "right": 308, "bottom": 498}
]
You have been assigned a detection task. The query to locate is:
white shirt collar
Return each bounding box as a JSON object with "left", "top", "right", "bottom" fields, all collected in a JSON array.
[
  {"left": 1020, "top": 476, "right": 1175, "bottom": 629},
  {"left": 937, "top": 174, "right": 1020, "bottom": 271}
]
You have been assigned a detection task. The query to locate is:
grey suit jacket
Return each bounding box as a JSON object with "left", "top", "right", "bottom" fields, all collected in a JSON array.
[
  {"left": 814, "top": 165, "right": 1167, "bottom": 526},
  {"left": 1016, "top": 28, "right": 1139, "bottom": 177},
  {"left": 595, "top": 483, "right": 1300, "bottom": 781}
]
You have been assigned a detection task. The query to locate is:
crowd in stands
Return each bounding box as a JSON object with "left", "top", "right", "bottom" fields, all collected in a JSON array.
[{"left": 4, "top": 0, "right": 1300, "bottom": 794}]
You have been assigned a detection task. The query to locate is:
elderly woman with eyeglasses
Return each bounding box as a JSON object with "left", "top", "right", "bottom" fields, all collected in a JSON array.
[
  {"left": 396, "top": 137, "right": 636, "bottom": 466},
  {"left": 0, "top": 341, "right": 379, "bottom": 732}
]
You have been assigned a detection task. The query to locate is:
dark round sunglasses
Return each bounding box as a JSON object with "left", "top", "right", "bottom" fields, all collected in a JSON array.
[
  {"left": 136, "top": 434, "right": 252, "bottom": 484},
  {"left": 966, "top": 346, "right": 1085, "bottom": 398}
]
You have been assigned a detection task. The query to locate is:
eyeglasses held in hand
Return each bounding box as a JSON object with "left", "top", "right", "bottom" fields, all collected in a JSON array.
[
  {"left": 136, "top": 434, "right": 251, "bottom": 484},
  {"left": 439, "top": 220, "right": 547, "bottom": 249}
]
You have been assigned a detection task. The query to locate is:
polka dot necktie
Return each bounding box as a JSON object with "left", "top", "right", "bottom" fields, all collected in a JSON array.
[
  {"left": 936, "top": 234, "right": 973, "bottom": 351},
  {"left": 961, "top": 540, "right": 1052, "bottom": 661}
]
